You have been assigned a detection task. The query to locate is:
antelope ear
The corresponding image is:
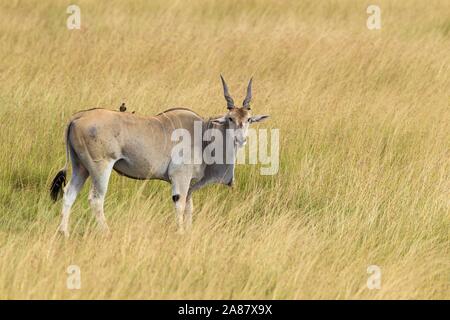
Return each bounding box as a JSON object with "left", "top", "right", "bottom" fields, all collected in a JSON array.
[
  {"left": 212, "top": 116, "right": 227, "bottom": 125},
  {"left": 249, "top": 115, "right": 269, "bottom": 123}
]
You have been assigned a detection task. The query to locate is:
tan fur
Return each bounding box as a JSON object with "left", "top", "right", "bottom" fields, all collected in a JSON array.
[
  {"left": 69, "top": 108, "right": 203, "bottom": 181},
  {"left": 55, "top": 107, "right": 207, "bottom": 237},
  {"left": 227, "top": 107, "right": 250, "bottom": 128}
]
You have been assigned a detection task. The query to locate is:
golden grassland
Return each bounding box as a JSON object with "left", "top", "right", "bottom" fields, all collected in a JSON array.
[{"left": 0, "top": 0, "right": 449, "bottom": 299}]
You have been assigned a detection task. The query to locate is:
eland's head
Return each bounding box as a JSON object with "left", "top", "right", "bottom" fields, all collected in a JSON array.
[{"left": 212, "top": 75, "right": 269, "bottom": 147}]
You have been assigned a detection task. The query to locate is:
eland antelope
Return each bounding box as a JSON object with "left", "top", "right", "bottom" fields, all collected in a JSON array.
[{"left": 50, "top": 76, "right": 269, "bottom": 237}]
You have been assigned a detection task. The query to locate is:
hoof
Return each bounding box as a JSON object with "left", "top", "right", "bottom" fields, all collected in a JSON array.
[{"left": 57, "top": 227, "right": 69, "bottom": 238}]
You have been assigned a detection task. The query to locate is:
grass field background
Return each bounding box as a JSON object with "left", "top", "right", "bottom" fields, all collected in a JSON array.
[{"left": 0, "top": 0, "right": 449, "bottom": 299}]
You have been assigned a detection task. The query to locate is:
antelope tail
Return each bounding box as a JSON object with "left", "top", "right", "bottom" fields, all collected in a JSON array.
[{"left": 49, "top": 122, "right": 73, "bottom": 201}]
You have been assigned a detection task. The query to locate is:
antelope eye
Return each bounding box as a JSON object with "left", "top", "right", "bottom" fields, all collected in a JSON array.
[{"left": 228, "top": 118, "right": 234, "bottom": 123}]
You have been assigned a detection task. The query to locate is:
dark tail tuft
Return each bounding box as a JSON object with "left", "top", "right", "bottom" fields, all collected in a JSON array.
[{"left": 50, "top": 169, "right": 67, "bottom": 201}]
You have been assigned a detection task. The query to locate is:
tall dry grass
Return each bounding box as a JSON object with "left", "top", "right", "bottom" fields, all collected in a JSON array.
[{"left": 0, "top": 0, "right": 448, "bottom": 299}]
